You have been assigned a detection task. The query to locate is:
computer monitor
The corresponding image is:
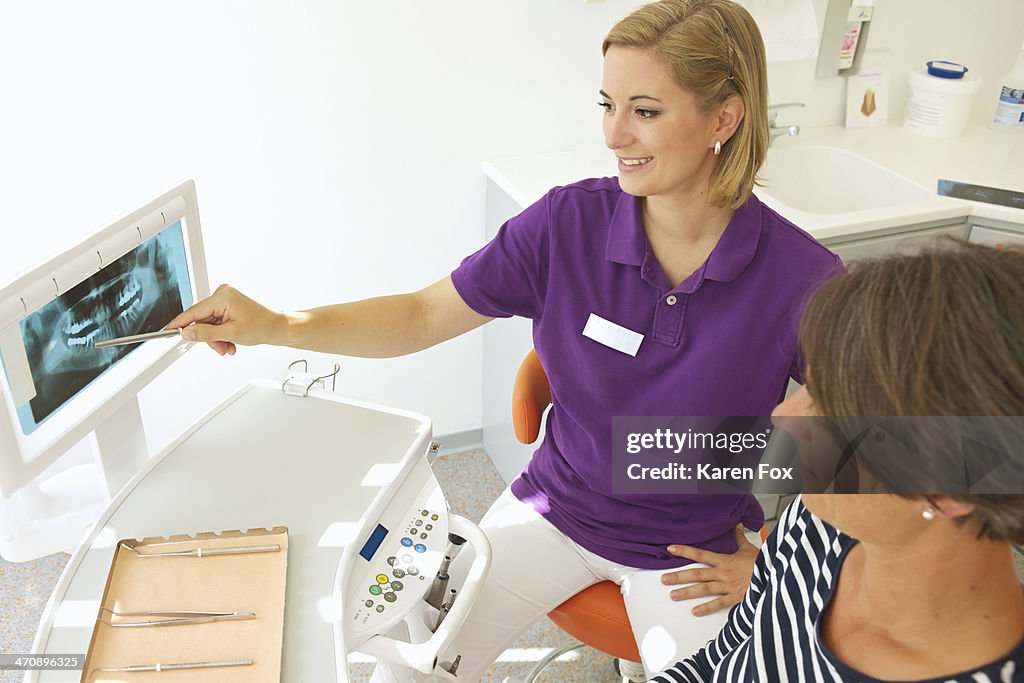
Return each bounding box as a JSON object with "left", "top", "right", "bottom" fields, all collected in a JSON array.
[
  {"left": 14, "top": 221, "right": 193, "bottom": 436},
  {"left": 0, "top": 181, "right": 209, "bottom": 510}
]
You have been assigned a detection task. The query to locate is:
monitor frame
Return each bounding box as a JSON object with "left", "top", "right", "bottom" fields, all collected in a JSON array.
[{"left": 0, "top": 180, "right": 210, "bottom": 499}]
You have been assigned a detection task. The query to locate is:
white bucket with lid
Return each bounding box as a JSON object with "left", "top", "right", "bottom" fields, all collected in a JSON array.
[{"left": 904, "top": 60, "right": 980, "bottom": 137}]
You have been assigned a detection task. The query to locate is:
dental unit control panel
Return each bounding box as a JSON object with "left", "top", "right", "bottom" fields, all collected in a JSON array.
[
  {"left": 336, "top": 437, "right": 493, "bottom": 681},
  {"left": 350, "top": 504, "right": 446, "bottom": 626}
]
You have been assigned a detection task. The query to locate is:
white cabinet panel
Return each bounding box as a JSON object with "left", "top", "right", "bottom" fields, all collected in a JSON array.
[
  {"left": 824, "top": 224, "right": 968, "bottom": 263},
  {"left": 968, "top": 225, "right": 1024, "bottom": 249}
]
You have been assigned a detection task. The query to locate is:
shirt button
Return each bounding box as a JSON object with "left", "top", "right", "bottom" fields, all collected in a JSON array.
[{"left": 666, "top": 295, "right": 678, "bottom": 305}]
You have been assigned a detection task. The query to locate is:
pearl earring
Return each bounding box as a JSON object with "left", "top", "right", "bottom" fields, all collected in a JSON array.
[
  {"left": 713, "top": 140, "right": 722, "bottom": 156},
  {"left": 922, "top": 507, "right": 936, "bottom": 521}
]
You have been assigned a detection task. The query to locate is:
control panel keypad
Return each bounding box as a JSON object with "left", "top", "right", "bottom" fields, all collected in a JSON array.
[{"left": 361, "top": 509, "right": 440, "bottom": 618}]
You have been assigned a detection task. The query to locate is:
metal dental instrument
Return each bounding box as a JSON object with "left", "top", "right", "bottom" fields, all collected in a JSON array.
[
  {"left": 434, "top": 588, "right": 458, "bottom": 630},
  {"left": 93, "top": 659, "right": 253, "bottom": 673},
  {"left": 121, "top": 542, "right": 281, "bottom": 558},
  {"left": 425, "top": 555, "right": 453, "bottom": 610},
  {"left": 441, "top": 655, "right": 462, "bottom": 676},
  {"left": 94, "top": 328, "right": 182, "bottom": 348},
  {"left": 98, "top": 607, "right": 256, "bottom": 627}
]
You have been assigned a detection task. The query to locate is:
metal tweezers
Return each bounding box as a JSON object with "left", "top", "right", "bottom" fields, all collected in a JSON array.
[
  {"left": 93, "top": 659, "right": 253, "bottom": 673},
  {"left": 120, "top": 542, "right": 281, "bottom": 558},
  {"left": 98, "top": 607, "right": 256, "bottom": 627}
]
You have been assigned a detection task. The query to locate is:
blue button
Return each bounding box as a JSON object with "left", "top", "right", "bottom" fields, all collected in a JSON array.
[
  {"left": 414, "top": 544, "right": 426, "bottom": 553},
  {"left": 401, "top": 537, "right": 413, "bottom": 547}
]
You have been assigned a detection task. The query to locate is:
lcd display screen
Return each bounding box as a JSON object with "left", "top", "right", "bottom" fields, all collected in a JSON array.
[
  {"left": 359, "top": 524, "right": 389, "bottom": 562},
  {"left": 12, "top": 221, "right": 192, "bottom": 435}
]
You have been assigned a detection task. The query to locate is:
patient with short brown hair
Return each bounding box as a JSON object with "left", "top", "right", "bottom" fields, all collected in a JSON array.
[{"left": 653, "top": 240, "right": 1024, "bottom": 682}]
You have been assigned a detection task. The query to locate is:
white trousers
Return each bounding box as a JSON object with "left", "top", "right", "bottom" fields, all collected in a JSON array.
[{"left": 369, "top": 489, "right": 760, "bottom": 682}]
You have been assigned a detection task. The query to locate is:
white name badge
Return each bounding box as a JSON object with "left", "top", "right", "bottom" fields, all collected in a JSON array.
[{"left": 582, "top": 313, "right": 644, "bottom": 357}]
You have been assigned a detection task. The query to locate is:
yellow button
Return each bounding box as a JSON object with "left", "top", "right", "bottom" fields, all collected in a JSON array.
[
  {"left": 430, "top": 514, "right": 438, "bottom": 521},
  {"left": 376, "top": 574, "right": 389, "bottom": 584},
  {"left": 666, "top": 295, "right": 678, "bottom": 305}
]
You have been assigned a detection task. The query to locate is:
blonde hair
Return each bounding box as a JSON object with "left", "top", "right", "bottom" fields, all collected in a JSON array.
[{"left": 603, "top": 0, "right": 768, "bottom": 209}]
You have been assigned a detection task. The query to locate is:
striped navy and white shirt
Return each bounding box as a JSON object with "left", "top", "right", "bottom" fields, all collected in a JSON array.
[{"left": 652, "top": 498, "right": 1023, "bottom": 683}]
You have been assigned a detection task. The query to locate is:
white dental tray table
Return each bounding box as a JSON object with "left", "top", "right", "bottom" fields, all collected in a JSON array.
[{"left": 28, "top": 380, "right": 432, "bottom": 682}]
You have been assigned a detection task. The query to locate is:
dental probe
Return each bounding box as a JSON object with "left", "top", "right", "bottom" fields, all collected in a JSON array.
[
  {"left": 94, "top": 659, "right": 253, "bottom": 673},
  {"left": 94, "top": 328, "right": 182, "bottom": 348}
]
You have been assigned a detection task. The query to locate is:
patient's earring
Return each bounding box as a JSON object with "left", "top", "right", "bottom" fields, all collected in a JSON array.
[
  {"left": 713, "top": 140, "right": 722, "bottom": 156},
  {"left": 921, "top": 507, "right": 936, "bottom": 521}
]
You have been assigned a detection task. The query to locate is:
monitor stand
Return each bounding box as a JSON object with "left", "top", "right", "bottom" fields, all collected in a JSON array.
[
  {"left": 0, "top": 395, "right": 148, "bottom": 562},
  {"left": 91, "top": 394, "right": 149, "bottom": 498}
]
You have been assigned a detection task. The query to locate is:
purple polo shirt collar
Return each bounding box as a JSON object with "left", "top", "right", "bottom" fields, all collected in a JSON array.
[{"left": 605, "top": 192, "right": 763, "bottom": 293}]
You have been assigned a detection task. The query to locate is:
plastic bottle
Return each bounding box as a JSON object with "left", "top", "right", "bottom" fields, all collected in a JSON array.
[{"left": 991, "top": 44, "right": 1024, "bottom": 130}]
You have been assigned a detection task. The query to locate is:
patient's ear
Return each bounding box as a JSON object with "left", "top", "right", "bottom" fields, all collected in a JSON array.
[{"left": 931, "top": 496, "right": 975, "bottom": 520}]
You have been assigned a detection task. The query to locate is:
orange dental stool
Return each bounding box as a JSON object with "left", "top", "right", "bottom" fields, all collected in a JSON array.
[
  {"left": 509, "top": 349, "right": 769, "bottom": 682},
  {"left": 510, "top": 348, "right": 646, "bottom": 683}
]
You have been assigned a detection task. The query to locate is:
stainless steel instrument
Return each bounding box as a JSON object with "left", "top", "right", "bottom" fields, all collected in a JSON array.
[{"left": 94, "top": 328, "right": 182, "bottom": 349}]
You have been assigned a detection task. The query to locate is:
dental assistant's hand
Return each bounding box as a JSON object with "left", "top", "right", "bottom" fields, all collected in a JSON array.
[
  {"left": 165, "top": 276, "right": 491, "bottom": 359},
  {"left": 661, "top": 524, "right": 759, "bottom": 616},
  {"left": 165, "top": 284, "right": 287, "bottom": 357}
]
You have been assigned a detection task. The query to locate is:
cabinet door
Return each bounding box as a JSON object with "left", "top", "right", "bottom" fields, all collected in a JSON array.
[
  {"left": 968, "top": 225, "right": 1024, "bottom": 249},
  {"left": 826, "top": 224, "right": 968, "bottom": 263}
]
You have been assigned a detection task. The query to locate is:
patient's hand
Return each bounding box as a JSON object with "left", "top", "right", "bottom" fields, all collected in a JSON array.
[{"left": 661, "top": 524, "right": 759, "bottom": 616}]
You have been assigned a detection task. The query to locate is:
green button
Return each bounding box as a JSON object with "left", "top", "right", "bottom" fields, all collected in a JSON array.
[{"left": 369, "top": 585, "right": 382, "bottom": 596}]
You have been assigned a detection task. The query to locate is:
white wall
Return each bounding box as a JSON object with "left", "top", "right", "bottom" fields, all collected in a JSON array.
[
  {"left": 870, "top": 0, "right": 1024, "bottom": 125},
  {"left": 1, "top": 0, "right": 1021, "bottom": 458},
  {"left": 0, "top": 1, "right": 644, "bottom": 455}
]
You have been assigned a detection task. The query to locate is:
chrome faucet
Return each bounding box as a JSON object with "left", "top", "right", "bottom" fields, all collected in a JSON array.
[{"left": 768, "top": 102, "right": 805, "bottom": 141}]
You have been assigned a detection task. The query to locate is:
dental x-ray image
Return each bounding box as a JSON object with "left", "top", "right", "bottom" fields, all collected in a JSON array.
[{"left": 16, "top": 221, "right": 192, "bottom": 434}]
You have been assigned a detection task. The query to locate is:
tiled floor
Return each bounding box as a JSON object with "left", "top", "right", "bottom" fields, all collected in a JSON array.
[
  {"left": 3, "top": 448, "right": 1024, "bottom": 683},
  {"left": 0, "top": 553, "right": 68, "bottom": 683}
]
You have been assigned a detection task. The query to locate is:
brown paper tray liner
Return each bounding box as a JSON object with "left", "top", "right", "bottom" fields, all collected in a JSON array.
[{"left": 81, "top": 527, "right": 288, "bottom": 682}]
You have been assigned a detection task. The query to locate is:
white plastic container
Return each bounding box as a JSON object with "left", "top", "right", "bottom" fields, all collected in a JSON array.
[
  {"left": 903, "top": 61, "right": 980, "bottom": 137},
  {"left": 991, "top": 46, "right": 1024, "bottom": 130}
]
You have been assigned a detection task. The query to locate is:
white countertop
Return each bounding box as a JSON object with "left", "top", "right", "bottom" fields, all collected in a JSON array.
[{"left": 483, "top": 123, "right": 1024, "bottom": 242}]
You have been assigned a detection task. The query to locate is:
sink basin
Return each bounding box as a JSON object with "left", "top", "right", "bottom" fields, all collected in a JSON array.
[{"left": 758, "top": 145, "right": 930, "bottom": 215}]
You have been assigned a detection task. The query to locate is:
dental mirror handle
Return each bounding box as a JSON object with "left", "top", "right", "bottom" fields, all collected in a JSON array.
[{"left": 94, "top": 328, "right": 182, "bottom": 349}]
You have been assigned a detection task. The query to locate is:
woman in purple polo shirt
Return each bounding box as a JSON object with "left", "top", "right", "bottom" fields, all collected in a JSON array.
[{"left": 168, "top": 0, "right": 840, "bottom": 679}]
